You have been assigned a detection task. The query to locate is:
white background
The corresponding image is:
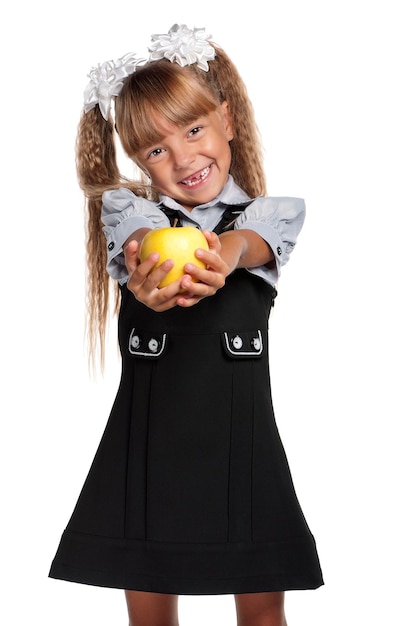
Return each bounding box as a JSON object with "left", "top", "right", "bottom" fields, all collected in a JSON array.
[{"left": 2, "top": 1, "right": 415, "bottom": 624}]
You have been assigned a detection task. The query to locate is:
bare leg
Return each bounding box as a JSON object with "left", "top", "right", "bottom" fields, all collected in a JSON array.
[
  {"left": 124, "top": 590, "right": 179, "bottom": 626},
  {"left": 235, "top": 592, "right": 288, "bottom": 626}
]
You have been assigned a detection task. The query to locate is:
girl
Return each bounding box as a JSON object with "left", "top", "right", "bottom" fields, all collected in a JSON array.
[{"left": 49, "top": 24, "right": 323, "bottom": 626}]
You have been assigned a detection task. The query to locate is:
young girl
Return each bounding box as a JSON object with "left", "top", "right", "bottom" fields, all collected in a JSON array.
[{"left": 49, "top": 24, "right": 323, "bottom": 626}]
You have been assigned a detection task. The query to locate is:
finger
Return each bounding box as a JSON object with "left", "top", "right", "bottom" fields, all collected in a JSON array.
[
  {"left": 128, "top": 265, "right": 183, "bottom": 311},
  {"left": 127, "top": 253, "right": 160, "bottom": 293},
  {"left": 141, "top": 279, "right": 186, "bottom": 311},
  {"left": 201, "top": 230, "right": 221, "bottom": 253},
  {"left": 142, "top": 258, "right": 175, "bottom": 289},
  {"left": 176, "top": 296, "right": 201, "bottom": 308},
  {"left": 193, "top": 247, "right": 228, "bottom": 272},
  {"left": 124, "top": 240, "right": 140, "bottom": 275},
  {"left": 183, "top": 262, "right": 227, "bottom": 290},
  {"left": 180, "top": 275, "right": 223, "bottom": 300},
  {"left": 128, "top": 255, "right": 176, "bottom": 295},
  {"left": 176, "top": 287, "right": 207, "bottom": 307}
]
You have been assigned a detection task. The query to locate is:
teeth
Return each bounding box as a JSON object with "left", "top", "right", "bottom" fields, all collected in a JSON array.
[{"left": 182, "top": 165, "right": 210, "bottom": 187}]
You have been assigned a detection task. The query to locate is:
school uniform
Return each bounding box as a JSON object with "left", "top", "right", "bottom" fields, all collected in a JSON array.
[{"left": 49, "top": 177, "right": 323, "bottom": 594}]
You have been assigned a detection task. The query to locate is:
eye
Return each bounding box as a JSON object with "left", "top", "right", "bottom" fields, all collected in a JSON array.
[
  {"left": 188, "top": 125, "right": 203, "bottom": 137},
  {"left": 147, "top": 147, "right": 165, "bottom": 159}
]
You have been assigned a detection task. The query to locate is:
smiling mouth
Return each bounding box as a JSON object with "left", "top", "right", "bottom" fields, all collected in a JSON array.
[{"left": 180, "top": 165, "right": 211, "bottom": 187}]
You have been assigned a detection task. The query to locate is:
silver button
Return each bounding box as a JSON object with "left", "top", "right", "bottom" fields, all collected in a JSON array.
[
  {"left": 251, "top": 337, "right": 261, "bottom": 351},
  {"left": 148, "top": 338, "right": 159, "bottom": 353},
  {"left": 131, "top": 335, "right": 140, "bottom": 349},
  {"left": 232, "top": 335, "right": 243, "bottom": 350}
]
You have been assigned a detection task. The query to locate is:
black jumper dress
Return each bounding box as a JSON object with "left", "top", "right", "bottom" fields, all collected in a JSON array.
[{"left": 49, "top": 205, "right": 323, "bottom": 594}]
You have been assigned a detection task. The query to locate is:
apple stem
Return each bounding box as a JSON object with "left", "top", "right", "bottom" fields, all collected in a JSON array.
[{"left": 173, "top": 218, "right": 179, "bottom": 228}]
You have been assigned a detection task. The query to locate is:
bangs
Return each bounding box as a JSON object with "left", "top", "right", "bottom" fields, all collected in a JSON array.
[
  {"left": 139, "top": 92, "right": 216, "bottom": 146},
  {"left": 115, "top": 61, "right": 219, "bottom": 157}
]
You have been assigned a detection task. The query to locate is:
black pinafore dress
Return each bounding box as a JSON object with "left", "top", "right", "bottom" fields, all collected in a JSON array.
[{"left": 49, "top": 205, "right": 323, "bottom": 594}]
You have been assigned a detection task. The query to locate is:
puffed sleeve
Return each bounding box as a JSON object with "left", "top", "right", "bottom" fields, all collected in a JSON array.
[
  {"left": 101, "top": 188, "right": 170, "bottom": 282},
  {"left": 234, "top": 196, "right": 306, "bottom": 284}
]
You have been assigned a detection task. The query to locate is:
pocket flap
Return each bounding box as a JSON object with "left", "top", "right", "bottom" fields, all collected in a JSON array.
[
  {"left": 222, "top": 330, "right": 264, "bottom": 359},
  {"left": 128, "top": 329, "right": 167, "bottom": 358}
]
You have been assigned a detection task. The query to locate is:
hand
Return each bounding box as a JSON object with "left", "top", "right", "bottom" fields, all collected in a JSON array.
[
  {"left": 176, "top": 228, "right": 274, "bottom": 308},
  {"left": 175, "top": 231, "right": 231, "bottom": 308},
  {"left": 124, "top": 240, "right": 186, "bottom": 311}
]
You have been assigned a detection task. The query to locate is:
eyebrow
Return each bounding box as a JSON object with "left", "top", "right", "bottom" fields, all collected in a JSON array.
[{"left": 143, "top": 116, "right": 207, "bottom": 148}]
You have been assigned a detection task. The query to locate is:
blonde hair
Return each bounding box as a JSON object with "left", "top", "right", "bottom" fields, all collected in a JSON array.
[{"left": 76, "top": 43, "right": 267, "bottom": 368}]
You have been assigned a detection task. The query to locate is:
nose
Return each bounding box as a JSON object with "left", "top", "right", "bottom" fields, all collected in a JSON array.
[{"left": 172, "top": 144, "right": 195, "bottom": 170}]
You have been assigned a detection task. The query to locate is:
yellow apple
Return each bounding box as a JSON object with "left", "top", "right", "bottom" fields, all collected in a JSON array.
[{"left": 139, "top": 227, "right": 209, "bottom": 288}]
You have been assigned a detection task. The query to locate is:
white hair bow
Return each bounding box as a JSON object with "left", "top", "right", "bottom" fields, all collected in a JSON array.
[
  {"left": 148, "top": 24, "right": 216, "bottom": 72},
  {"left": 83, "top": 52, "right": 141, "bottom": 120}
]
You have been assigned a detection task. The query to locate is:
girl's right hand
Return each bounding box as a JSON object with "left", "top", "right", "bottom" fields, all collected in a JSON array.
[{"left": 124, "top": 240, "right": 186, "bottom": 311}]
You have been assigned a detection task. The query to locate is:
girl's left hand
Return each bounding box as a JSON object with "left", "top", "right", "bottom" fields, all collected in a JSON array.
[{"left": 176, "top": 230, "right": 230, "bottom": 307}]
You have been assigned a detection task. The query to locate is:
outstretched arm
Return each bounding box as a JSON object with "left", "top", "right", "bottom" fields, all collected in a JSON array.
[
  {"left": 218, "top": 228, "right": 274, "bottom": 271},
  {"left": 176, "top": 229, "right": 273, "bottom": 308}
]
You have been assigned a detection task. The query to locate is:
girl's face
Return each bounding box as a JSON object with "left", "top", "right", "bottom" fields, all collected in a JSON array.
[{"left": 136, "top": 102, "right": 233, "bottom": 211}]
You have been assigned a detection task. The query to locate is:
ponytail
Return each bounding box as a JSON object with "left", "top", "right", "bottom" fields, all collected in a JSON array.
[
  {"left": 200, "top": 45, "right": 267, "bottom": 198},
  {"left": 76, "top": 107, "right": 146, "bottom": 369}
]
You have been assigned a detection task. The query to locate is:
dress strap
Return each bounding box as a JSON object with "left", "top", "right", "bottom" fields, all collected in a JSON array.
[
  {"left": 159, "top": 200, "right": 255, "bottom": 234},
  {"left": 211, "top": 201, "right": 254, "bottom": 234}
]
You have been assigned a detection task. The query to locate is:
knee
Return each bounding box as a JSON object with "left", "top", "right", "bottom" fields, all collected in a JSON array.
[
  {"left": 128, "top": 614, "right": 179, "bottom": 626},
  {"left": 237, "top": 613, "right": 287, "bottom": 626},
  {"left": 128, "top": 621, "right": 179, "bottom": 626},
  {"left": 235, "top": 592, "right": 287, "bottom": 626},
  {"left": 125, "top": 591, "right": 179, "bottom": 626}
]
